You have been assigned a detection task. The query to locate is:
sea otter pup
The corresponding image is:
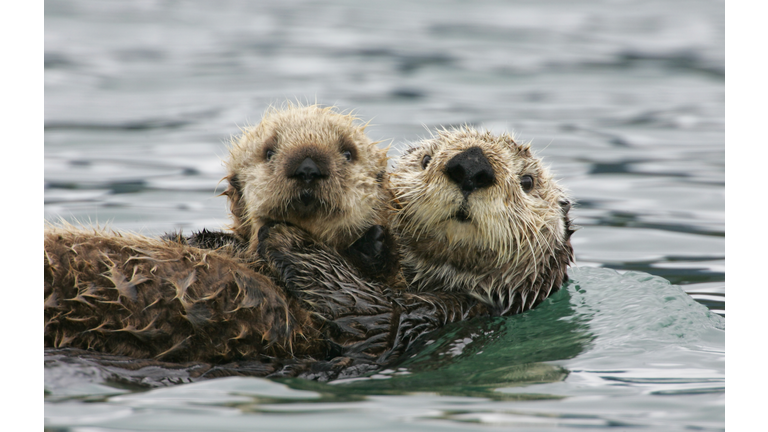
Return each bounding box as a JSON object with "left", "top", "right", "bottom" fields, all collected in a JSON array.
[
  {"left": 221, "top": 103, "right": 398, "bottom": 282},
  {"left": 255, "top": 127, "right": 574, "bottom": 372},
  {"left": 45, "top": 104, "right": 398, "bottom": 366},
  {"left": 265, "top": 126, "right": 575, "bottom": 319}
]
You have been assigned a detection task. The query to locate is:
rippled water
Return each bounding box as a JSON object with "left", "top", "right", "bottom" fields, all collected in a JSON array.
[{"left": 44, "top": 0, "right": 725, "bottom": 430}]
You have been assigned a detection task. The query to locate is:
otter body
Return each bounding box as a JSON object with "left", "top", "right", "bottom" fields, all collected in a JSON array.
[
  {"left": 45, "top": 104, "right": 399, "bottom": 372},
  {"left": 44, "top": 225, "right": 480, "bottom": 380},
  {"left": 253, "top": 127, "right": 574, "bottom": 373},
  {"left": 44, "top": 226, "right": 319, "bottom": 363},
  {"left": 44, "top": 119, "right": 574, "bottom": 380}
]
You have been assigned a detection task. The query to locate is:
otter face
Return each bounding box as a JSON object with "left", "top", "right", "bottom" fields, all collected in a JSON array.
[
  {"left": 225, "top": 105, "right": 390, "bottom": 251},
  {"left": 392, "top": 127, "right": 573, "bottom": 314}
]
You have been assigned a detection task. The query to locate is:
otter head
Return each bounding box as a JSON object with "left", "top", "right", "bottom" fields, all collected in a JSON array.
[
  {"left": 391, "top": 127, "right": 574, "bottom": 315},
  {"left": 224, "top": 104, "right": 391, "bottom": 252}
]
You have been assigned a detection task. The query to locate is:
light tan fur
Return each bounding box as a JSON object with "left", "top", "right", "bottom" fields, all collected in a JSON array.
[
  {"left": 224, "top": 103, "right": 392, "bottom": 253},
  {"left": 391, "top": 127, "right": 574, "bottom": 315}
]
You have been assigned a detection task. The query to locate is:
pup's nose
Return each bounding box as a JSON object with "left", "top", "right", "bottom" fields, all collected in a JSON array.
[
  {"left": 291, "top": 157, "right": 325, "bottom": 184},
  {"left": 445, "top": 147, "right": 495, "bottom": 197}
]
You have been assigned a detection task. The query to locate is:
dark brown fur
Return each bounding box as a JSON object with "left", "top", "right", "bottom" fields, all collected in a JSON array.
[
  {"left": 44, "top": 224, "right": 483, "bottom": 379},
  {"left": 255, "top": 223, "right": 489, "bottom": 375},
  {"left": 44, "top": 226, "right": 327, "bottom": 363}
]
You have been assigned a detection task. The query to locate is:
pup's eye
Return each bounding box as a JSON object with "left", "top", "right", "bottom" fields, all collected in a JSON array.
[
  {"left": 520, "top": 175, "right": 534, "bottom": 192},
  {"left": 342, "top": 150, "right": 352, "bottom": 161},
  {"left": 421, "top": 154, "right": 432, "bottom": 169},
  {"left": 265, "top": 149, "right": 276, "bottom": 161}
]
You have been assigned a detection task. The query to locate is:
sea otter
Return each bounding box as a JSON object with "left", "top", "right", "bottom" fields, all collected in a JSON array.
[
  {"left": 265, "top": 127, "right": 574, "bottom": 317},
  {"left": 391, "top": 127, "right": 575, "bottom": 315},
  {"left": 221, "top": 103, "right": 399, "bottom": 282},
  {"left": 256, "top": 126, "right": 575, "bottom": 374},
  {"left": 45, "top": 104, "right": 399, "bottom": 367},
  {"left": 45, "top": 122, "right": 574, "bottom": 380}
]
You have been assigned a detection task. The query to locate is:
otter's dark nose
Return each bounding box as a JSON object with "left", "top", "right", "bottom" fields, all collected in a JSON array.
[
  {"left": 291, "top": 157, "right": 326, "bottom": 184},
  {"left": 445, "top": 147, "right": 495, "bottom": 197}
]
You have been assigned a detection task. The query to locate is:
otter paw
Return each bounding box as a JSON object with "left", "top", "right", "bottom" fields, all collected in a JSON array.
[
  {"left": 343, "top": 225, "right": 401, "bottom": 283},
  {"left": 257, "top": 222, "right": 312, "bottom": 255},
  {"left": 256, "top": 221, "right": 281, "bottom": 244},
  {"left": 160, "top": 230, "right": 188, "bottom": 244},
  {"left": 347, "top": 225, "right": 386, "bottom": 263},
  {"left": 188, "top": 229, "right": 244, "bottom": 250},
  {"left": 257, "top": 222, "right": 317, "bottom": 293}
]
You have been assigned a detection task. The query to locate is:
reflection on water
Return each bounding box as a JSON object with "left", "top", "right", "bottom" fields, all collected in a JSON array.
[{"left": 45, "top": 0, "right": 724, "bottom": 430}]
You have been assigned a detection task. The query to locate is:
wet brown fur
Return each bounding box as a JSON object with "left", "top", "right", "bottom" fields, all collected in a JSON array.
[
  {"left": 44, "top": 224, "right": 327, "bottom": 363},
  {"left": 44, "top": 222, "right": 482, "bottom": 378},
  {"left": 254, "top": 223, "right": 489, "bottom": 376}
]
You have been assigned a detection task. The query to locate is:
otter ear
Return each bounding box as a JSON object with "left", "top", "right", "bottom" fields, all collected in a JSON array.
[
  {"left": 516, "top": 144, "right": 532, "bottom": 158},
  {"left": 501, "top": 135, "right": 532, "bottom": 157},
  {"left": 560, "top": 198, "right": 577, "bottom": 243},
  {"left": 224, "top": 174, "right": 249, "bottom": 239},
  {"left": 499, "top": 134, "right": 518, "bottom": 149}
]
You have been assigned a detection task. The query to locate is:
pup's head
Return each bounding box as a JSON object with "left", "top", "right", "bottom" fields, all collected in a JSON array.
[{"left": 224, "top": 104, "right": 391, "bottom": 251}]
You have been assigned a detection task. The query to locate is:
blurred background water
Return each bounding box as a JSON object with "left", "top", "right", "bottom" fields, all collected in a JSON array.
[{"left": 44, "top": 0, "right": 725, "bottom": 430}]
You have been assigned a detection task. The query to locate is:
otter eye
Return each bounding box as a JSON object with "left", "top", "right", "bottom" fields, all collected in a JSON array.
[
  {"left": 520, "top": 175, "right": 534, "bottom": 192},
  {"left": 342, "top": 150, "right": 352, "bottom": 161},
  {"left": 421, "top": 154, "right": 432, "bottom": 169},
  {"left": 265, "top": 149, "right": 276, "bottom": 161}
]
